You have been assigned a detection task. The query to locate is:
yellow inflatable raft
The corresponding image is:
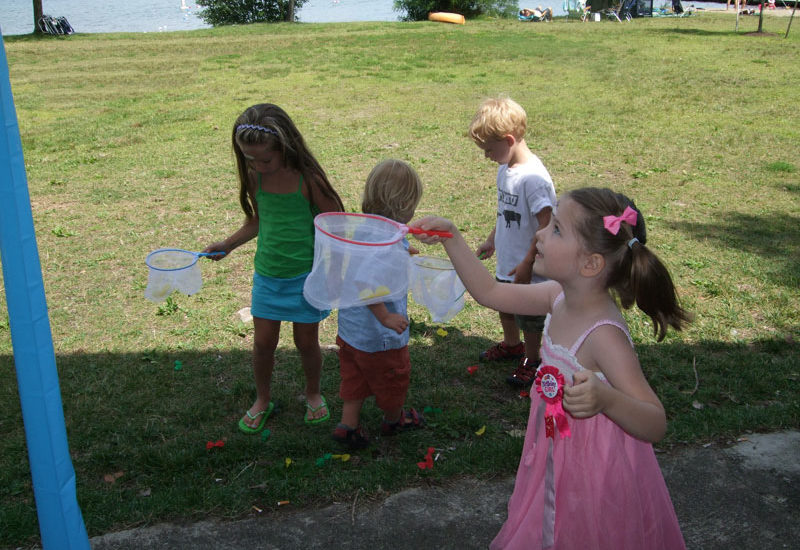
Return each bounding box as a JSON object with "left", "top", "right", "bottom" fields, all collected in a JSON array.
[{"left": 428, "top": 12, "right": 466, "bottom": 24}]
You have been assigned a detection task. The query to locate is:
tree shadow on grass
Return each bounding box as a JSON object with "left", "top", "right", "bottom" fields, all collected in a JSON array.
[
  {"left": 649, "top": 27, "right": 736, "bottom": 37},
  {"left": 779, "top": 183, "right": 800, "bottom": 195},
  {"left": 666, "top": 211, "right": 800, "bottom": 289},
  {"left": 0, "top": 333, "right": 797, "bottom": 546}
]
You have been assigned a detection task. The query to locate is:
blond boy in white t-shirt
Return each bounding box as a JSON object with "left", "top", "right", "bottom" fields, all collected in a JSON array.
[{"left": 469, "top": 97, "right": 557, "bottom": 387}]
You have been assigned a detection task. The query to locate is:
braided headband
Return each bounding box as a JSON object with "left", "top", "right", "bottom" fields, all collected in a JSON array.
[{"left": 236, "top": 124, "right": 278, "bottom": 136}]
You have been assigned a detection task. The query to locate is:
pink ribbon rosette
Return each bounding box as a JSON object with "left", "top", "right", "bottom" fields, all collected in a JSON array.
[
  {"left": 534, "top": 365, "right": 571, "bottom": 439},
  {"left": 529, "top": 364, "right": 572, "bottom": 548}
]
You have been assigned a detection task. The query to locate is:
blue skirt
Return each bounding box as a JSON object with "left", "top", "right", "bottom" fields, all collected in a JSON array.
[{"left": 251, "top": 271, "right": 330, "bottom": 323}]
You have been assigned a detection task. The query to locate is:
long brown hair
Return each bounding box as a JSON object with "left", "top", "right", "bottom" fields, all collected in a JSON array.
[
  {"left": 231, "top": 104, "right": 344, "bottom": 218},
  {"left": 568, "top": 187, "right": 691, "bottom": 341}
]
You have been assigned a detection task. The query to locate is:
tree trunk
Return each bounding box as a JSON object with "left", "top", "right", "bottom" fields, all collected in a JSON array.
[
  {"left": 757, "top": 2, "right": 765, "bottom": 32},
  {"left": 33, "top": 0, "right": 44, "bottom": 34},
  {"left": 285, "top": 0, "right": 296, "bottom": 22}
]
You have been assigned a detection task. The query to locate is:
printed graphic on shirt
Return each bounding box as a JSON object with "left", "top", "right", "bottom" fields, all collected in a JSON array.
[
  {"left": 498, "top": 189, "right": 519, "bottom": 207},
  {"left": 498, "top": 190, "right": 522, "bottom": 230},
  {"left": 498, "top": 209, "right": 522, "bottom": 228}
]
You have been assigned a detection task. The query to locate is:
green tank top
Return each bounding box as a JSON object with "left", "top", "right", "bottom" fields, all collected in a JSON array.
[{"left": 254, "top": 174, "right": 319, "bottom": 278}]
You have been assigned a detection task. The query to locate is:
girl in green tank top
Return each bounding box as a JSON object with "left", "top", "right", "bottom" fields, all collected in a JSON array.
[
  {"left": 253, "top": 173, "right": 319, "bottom": 279},
  {"left": 203, "top": 104, "right": 344, "bottom": 435}
]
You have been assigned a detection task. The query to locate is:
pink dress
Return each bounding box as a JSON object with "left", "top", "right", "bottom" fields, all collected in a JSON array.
[{"left": 490, "top": 302, "right": 686, "bottom": 550}]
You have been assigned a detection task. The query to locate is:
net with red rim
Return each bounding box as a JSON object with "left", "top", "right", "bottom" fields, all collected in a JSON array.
[{"left": 313, "top": 212, "right": 406, "bottom": 247}]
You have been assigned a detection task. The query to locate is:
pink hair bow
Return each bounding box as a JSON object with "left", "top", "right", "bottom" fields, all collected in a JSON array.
[{"left": 603, "top": 206, "right": 638, "bottom": 235}]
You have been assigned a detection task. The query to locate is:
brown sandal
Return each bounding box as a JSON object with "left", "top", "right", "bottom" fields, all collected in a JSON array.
[{"left": 381, "top": 408, "right": 425, "bottom": 436}]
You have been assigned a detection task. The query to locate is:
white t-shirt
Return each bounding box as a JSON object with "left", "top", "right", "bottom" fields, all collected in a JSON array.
[{"left": 494, "top": 156, "right": 556, "bottom": 283}]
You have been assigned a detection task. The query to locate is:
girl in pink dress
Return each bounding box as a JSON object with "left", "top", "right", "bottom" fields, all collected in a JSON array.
[{"left": 411, "top": 187, "right": 690, "bottom": 549}]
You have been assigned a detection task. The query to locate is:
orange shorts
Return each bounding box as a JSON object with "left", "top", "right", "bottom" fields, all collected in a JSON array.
[{"left": 336, "top": 335, "right": 411, "bottom": 411}]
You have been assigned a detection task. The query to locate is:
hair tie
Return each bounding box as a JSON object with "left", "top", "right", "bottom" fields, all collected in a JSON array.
[
  {"left": 628, "top": 237, "right": 639, "bottom": 249},
  {"left": 236, "top": 124, "right": 278, "bottom": 136},
  {"left": 603, "top": 206, "right": 638, "bottom": 235}
]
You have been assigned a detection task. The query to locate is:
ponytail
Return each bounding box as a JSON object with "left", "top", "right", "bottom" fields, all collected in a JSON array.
[
  {"left": 569, "top": 187, "right": 691, "bottom": 341},
  {"left": 628, "top": 240, "right": 691, "bottom": 341}
]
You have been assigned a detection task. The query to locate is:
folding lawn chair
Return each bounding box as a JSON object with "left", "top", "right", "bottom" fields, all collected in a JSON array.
[
  {"left": 604, "top": 1, "right": 631, "bottom": 21},
  {"left": 619, "top": 0, "right": 639, "bottom": 19},
  {"left": 37, "top": 15, "right": 74, "bottom": 36}
]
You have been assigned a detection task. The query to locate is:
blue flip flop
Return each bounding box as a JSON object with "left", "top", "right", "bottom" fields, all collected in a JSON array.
[
  {"left": 304, "top": 395, "right": 331, "bottom": 425},
  {"left": 238, "top": 401, "right": 275, "bottom": 435}
]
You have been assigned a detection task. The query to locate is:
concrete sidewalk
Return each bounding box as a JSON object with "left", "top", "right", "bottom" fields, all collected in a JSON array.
[{"left": 91, "top": 431, "right": 799, "bottom": 549}]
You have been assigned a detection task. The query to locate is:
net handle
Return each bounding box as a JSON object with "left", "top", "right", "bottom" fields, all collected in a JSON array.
[
  {"left": 404, "top": 226, "right": 453, "bottom": 239},
  {"left": 145, "top": 249, "right": 223, "bottom": 271}
]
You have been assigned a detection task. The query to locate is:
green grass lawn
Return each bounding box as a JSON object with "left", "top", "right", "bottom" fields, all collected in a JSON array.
[{"left": 1, "top": 13, "right": 798, "bottom": 546}]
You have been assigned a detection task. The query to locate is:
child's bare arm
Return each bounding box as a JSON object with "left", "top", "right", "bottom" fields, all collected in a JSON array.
[
  {"left": 410, "top": 216, "right": 556, "bottom": 317},
  {"left": 308, "top": 175, "right": 343, "bottom": 213},
  {"left": 476, "top": 227, "right": 496, "bottom": 259},
  {"left": 203, "top": 189, "right": 260, "bottom": 257},
  {"left": 367, "top": 303, "right": 408, "bottom": 334},
  {"left": 564, "top": 326, "right": 667, "bottom": 443}
]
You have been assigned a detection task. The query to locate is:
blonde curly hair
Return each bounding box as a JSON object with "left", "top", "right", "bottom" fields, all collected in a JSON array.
[
  {"left": 468, "top": 96, "right": 527, "bottom": 145},
  {"left": 361, "top": 159, "right": 423, "bottom": 224}
]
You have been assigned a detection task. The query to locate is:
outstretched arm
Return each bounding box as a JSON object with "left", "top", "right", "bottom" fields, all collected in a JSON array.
[{"left": 409, "top": 217, "right": 557, "bottom": 317}]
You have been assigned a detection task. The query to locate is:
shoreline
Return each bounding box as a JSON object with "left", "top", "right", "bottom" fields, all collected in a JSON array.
[
  {"left": 698, "top": 5, "right": 797, "bottom": 15},
  {"left": 2, "top": 3, "right": 796, "bottom": 38}
]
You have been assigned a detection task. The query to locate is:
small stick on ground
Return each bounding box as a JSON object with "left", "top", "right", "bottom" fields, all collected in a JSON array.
[
  {"left": 690, "top": 356, "right": 699, "bottom": 396},
  {"left": 351, "top": 487, "right": 362, "bottom": 526},
  {"left": 233, "top": 461, "right": 255, "bottom": 481}
]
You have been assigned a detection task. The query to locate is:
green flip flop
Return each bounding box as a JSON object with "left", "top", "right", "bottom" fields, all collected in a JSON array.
[
  {"left": 238, "top": 401, "right": 275, "bottom": 435},
  {"left": 304, "top": 395, "right": 331, "bottom": 425}
]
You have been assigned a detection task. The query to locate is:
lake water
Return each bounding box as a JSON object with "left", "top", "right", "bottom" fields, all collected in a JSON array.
[
  {"left": 1, "top": 0, "right": 401, "bottom": 36},
  {"left": 1, "top": 0, "right": 722, "bottom": 36}
]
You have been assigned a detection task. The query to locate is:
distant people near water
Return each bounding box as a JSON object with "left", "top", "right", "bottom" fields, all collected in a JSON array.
[
  {"left": 519, "top": 6, "right": 554, "bottom": 21},
  {"left": 726, "top": 0, "right": 749, "bottom": 12}
]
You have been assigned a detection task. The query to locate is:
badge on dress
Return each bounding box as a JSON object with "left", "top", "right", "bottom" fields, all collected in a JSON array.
[{"left": 535, "top": 365, "right": 571, "bottom": 439}]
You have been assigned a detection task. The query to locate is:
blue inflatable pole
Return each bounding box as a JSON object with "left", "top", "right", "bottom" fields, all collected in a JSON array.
[{"left": 0, "top": 35, "right": 90, "bottom": 549}]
